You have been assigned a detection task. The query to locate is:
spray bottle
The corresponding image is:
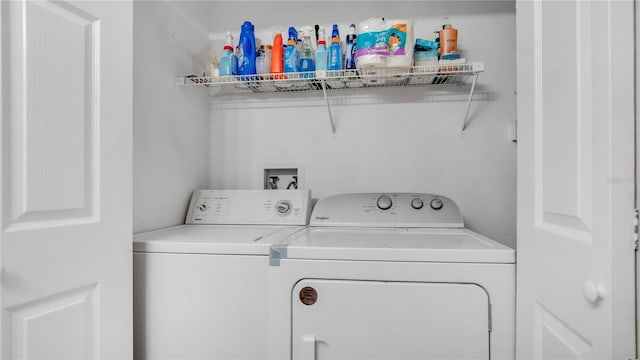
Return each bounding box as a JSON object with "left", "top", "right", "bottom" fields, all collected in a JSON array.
[
  {"left": 315, "top": 27, "right": 328, "bottom": 77},
  {"left": 299, "top": 28, "right": 315, "bottom": 74},
  {"left": 328, "top": 24, "right": 342, "bottom": 70},
  {"left": 284, "top": 27, "right": 300, "bottom": 73},
  {"left": 219, "top": 31, "right": 237, "bottom": 76}
]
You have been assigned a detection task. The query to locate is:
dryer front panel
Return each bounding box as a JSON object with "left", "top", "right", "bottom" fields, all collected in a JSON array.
[{"left": 291, "top": 279, "right": 490, "bottom": 359}]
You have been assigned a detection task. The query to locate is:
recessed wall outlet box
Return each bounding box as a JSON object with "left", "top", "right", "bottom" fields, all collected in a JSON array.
[{"left": 264, "top": 167, "right": 301, "bottom": 190}]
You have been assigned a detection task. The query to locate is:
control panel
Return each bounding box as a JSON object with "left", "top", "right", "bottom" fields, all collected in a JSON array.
[
  {"left": 310, "top": 193, "right": 463, "bottom": 228},
  {"left": 185, "top": 189, "right": 311, "bottom": 225}
]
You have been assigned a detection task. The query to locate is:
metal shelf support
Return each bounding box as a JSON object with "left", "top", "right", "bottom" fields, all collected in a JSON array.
[
  {"left": 320, "top": 80, "right": 336, "bottom": 135},
  {"left": 461, "top": 73, "right": 478, "bottom": 136}
]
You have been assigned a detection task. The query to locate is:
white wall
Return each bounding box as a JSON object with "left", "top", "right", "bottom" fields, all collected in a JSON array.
[
  {"left": 208, "top": 1, "right": 517, "bottom": 248},
  {"left": 133, "top": 1, "right": 211, "bottom": 233}
]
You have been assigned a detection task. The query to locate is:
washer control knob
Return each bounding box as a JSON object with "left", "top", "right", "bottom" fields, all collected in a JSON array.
[
  {"left": 411, "top": 198, "right": 424, "bottom": 210},
  {"left": 376, "top": 195, "right": 393, "bottom": 210},
  {"left": 430, "top": 198, "right": 444, "bottom": 210},
  {"left": 275, "top": 200, "right": 291, "bottom": 215}
]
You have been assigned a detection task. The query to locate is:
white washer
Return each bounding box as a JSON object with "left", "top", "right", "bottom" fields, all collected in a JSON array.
[
  {"left": 133, "top": 189, "right": 311, "bottom": 360},
  {"left": 269, "top": 193, "right": 515, "bottom": 360}
]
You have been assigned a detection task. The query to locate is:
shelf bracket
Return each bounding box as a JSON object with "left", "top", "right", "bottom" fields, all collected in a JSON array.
[
  {"left": 320, "top": 80, "right": 336, "bottom": 135},
  {"left": 461, "top": 73, "right": 479, "bottom": 135}
]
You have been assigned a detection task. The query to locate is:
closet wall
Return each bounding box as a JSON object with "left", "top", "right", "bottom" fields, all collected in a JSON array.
[
  {"left": 133, "top": 1, "right": 210, "bottom": 233},
  {"left": 207, "top": 1, "right": 518, "bottom": 247}
]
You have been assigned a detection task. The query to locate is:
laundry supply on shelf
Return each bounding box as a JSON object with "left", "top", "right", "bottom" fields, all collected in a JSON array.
[
  {"left": 354, "top": 18, "right": 413, "bottom": 72},
  {"left": 439, "top": 23, "right": 458, "bottom": 58},
  {"left": 328, "top": 24, "right": 342, "bottom": 70},
  {"left": 345, "top": 24, "right": 357, "bottom": 69},
  {"left": 413, "top": 39, "right": 439, "bottom": 67},
  {"left": 237, "top": 21, "right": 257, "bottom": 75},
  {"left": 284, "top": 27, "right": 300, "bottom": 73},
  {"left": 270, "top": 32, "right": 285, "bottom": 77},
  {"left": 315, "top": 27, "right": 328, "bottom": 78},
  {"left": 219, "top": 31, "right": 238, "bottom": 76}
]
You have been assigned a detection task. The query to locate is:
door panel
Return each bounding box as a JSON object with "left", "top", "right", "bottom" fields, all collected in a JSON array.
[
  {"left": 534, "top": 303, "right": 592, "bottom": 359},
  {"left": 7, "top": 284, "right": 98, "bottom": 359},
  {"left": 0, "top": 1, "right": 132, "bottom": 358},
  {"left": 292, "top": 279, "right": 489, "bottom": 359},
  {"left": 538, "top": 0, "right": 592, "bottom": 236},
  {"left": 539, "top": 1, "right": 584, "bottom": 225},
  {"left": 7, "top": 0, "right": 97, "bottom": 227},
  {"left": 517, "top": 0, "right": 635, "bottom": 358}
]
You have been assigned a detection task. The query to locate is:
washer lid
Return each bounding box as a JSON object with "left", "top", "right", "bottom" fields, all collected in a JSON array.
[
  {"left": 281, "top": 228, "right": 514, "bottom": 263},
  {"left": 133, "top": 225, "right": 304, "bottom": 255}
]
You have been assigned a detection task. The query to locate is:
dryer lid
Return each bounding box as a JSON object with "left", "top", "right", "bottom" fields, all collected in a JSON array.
[{"left": 281, "top": 227, "right": 515, "bottom": 263}]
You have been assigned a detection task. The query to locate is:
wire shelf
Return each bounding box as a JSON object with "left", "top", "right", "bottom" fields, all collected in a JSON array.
[
  {"left": 178, "top": 62, "right": 484, "bottom": 135},
  {"left": 178, "top": 62, "right": 484, "bottom": 96}
]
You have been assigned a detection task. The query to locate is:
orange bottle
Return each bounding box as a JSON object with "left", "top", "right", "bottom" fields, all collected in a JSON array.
[
  {"left": 270, "top": 33, "right": 284, "bottom": 79},
  {"left": 439, "top": 24, "right": 458, "bottom": 57}
]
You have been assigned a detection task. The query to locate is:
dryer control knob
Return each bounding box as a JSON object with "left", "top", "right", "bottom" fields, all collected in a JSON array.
[
  {"left": 275, "top": 200, "right": 291, "bottom": 215},
  {"left": 411, "top": 198, "right": 424, "bottom": 210},
  {"left": 430, "top": 198, "right": 444, "bottom": 210},
  {"left": 377, "top": 195, "right": 393, "bottom": 210}
]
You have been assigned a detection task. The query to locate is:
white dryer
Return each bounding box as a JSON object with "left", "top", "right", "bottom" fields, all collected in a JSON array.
[
  {"left": 133, "top": 189, "right": 311, "bottom": 359},
  {"left": 269, "top": 193, "right": 515, "bottom": 360}
]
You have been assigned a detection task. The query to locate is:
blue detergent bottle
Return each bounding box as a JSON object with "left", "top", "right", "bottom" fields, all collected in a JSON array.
[
  {"left": 284, "top": 27, "right": 300, "bottom": 73},
  {"left": 237, "top": 21, "right": 256, "bottom": 75},
  {"left": 328, "top": 24, "right": 342, "bottom": 70}
]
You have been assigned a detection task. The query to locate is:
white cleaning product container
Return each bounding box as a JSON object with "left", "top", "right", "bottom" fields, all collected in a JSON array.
[
  {"left": 354, "top": 18, "right": 387, "bottom": 69},
  {"left": 385, "top": 19, "right": 413, "bottom": 70},
  {"left": 355, "top": 18, "right": 413, "bottom": 81}
]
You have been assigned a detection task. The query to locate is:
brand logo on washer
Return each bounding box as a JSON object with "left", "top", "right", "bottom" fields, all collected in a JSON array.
[{"left": 314, "top": 216, "right": 330, "bottom": 221}]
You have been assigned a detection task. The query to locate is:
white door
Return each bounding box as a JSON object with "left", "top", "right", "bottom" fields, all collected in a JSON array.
[
  {"left": 0, "top": 1, "right": 132, "bottom": 358},
  {"left": 516, "top": 0, "right": 635, "bottom": 359}
]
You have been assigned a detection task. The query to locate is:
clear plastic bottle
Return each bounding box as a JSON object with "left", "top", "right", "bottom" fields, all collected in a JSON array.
[
  {"left": 299, "top": 30, "right": 315, "bottom": 76},
  {"left": 256, "top": 45, "right": 265, "bottom": 74},
  {"left": 263, "top": 45, "right": 272, "bottom": 74},
  {"left": 315, "top": 27, "right": 328, "bottom": 77},
  {"left": 219, "top": 31, "right": 237, "bottom": 76},
  {"left": 206, "top": 52, "right": 219, "bottom": 77}
]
